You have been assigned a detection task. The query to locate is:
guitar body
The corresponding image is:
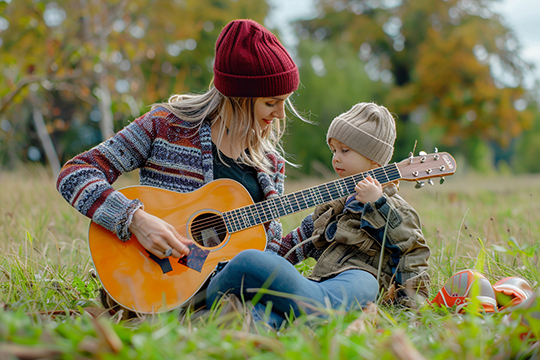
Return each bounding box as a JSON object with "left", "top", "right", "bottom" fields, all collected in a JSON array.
[{"left": 88, "top": 179, "right": 266, "bottom": 314}]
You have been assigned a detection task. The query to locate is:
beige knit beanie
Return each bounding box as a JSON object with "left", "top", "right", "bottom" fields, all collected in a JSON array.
[{"left": 327, "top": 102, "right": 396, "bottom": 165}]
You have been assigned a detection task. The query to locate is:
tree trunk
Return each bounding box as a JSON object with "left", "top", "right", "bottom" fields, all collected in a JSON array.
[
  {"left": 31, "top": 99, "right": 61, "bottom": 177},
  {"left": 96, "top": 75, "right": 115, "bottom": 140}
]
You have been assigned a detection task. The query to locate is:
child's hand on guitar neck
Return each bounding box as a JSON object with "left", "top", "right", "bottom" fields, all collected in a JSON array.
[
  {"left": 129, "top": 209, "right": 192, "bottom": 259},
  {"left": 354, "top": 176, "right": 383, "bottom": 204}
]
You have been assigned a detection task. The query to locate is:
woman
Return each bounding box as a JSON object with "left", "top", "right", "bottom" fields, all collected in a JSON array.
[{"left": 56, "top": 19, "right": 301, "bottom": 309}]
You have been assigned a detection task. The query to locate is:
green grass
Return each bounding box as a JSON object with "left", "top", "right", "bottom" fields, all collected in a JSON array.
[{"left": 1, "top": 166, "right": 540, "bottom": 359}]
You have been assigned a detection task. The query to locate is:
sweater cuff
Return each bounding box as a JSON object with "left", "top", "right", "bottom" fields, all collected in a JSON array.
[
  {"left": 264, "top": 220, "right": 283, "bottom": 253},
  {"left": 92, "top": 191, "right": 144, "bottom": 242},
  {"left": 117, "top": 199, "right": 144, "bottom": 241}
]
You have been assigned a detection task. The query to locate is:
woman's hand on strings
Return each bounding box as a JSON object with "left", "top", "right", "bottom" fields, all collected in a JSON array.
[{"left": 129, "top": 209, "right": 192, "bottom": 259}]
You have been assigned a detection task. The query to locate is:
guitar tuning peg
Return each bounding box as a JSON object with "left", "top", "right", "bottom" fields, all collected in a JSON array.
[
  {"left": 419, "top": 151, "right": 427, "bottom": 156},
  {"left": 428, "top": 179, "right": 434, "bottom": 186},
  {"left": 434, "top": 147, "right": 438, "bottom": 153},
  {"left": 415, "top": 181, "right": 425, "bottom": 189},
  {"left": 440, "top": 177, "right": 445, "bottom": 185},
  {"left": 408, "top": 152, "right": 414, "bottom": 164}
]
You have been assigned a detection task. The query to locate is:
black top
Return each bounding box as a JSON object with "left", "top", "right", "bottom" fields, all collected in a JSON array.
[{"left": 212, "top": 142, "right": 265, "bottom": 203}]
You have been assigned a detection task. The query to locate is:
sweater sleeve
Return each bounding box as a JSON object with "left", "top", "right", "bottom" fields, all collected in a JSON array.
[
  {"left": 56, "top": 110, "right": 160, "bottom": 241},
  {"left": 261, "top": 153, "right": 287, "bottom": 251},
  {"left": 267, "top": 213, "right": 317, "bottom": 265}
]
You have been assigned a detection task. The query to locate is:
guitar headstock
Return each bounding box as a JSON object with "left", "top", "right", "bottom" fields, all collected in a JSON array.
[{"left": 397, "top": 151, "right": 456, "bottom": 186}]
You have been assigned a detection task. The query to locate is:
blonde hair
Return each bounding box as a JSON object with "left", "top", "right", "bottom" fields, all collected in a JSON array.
[{"left": 153, "top": 86, "right": 304, "bottom": 174}]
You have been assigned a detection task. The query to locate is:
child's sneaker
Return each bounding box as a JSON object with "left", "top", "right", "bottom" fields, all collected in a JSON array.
[
  {"left": 493, "top": 277, "right": 534, "bottom": 310},
  {"left": 501, "top": 289, "right": 540, "bottom": 340},
  {"left": 429, "top": 269, "right": 497, "bottom": 313}
]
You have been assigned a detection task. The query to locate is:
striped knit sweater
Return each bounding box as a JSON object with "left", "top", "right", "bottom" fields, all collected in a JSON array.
[{"left": 56, "top": 107, "right": 286, "bottom": 246}]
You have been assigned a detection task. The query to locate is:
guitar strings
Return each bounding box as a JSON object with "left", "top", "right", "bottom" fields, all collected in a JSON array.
[
  {"left": 223, "top": 167, "right": 401, "bottom": 230},
  {"left": 188, "top": 166, "right": 401, "bottom": 233},
  {"left": 179, "top": 157, "right": 447, "bottom": 242},
  {"left": 188, "top": 166, "right": 401, "bottom": 235},
  {"left": 186, "top": 169, "right": 390, "bottom": 232},
  {"left": 186, "top": 166, "right": 401, "bottom": 237},
  {"left": 186, "top": 176, "right": 402, "bottom": 244}
]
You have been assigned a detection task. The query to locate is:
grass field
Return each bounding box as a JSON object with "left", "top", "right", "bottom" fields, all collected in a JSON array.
[{"left": 1, "top": 166, "right": 540, "bottom": 359}]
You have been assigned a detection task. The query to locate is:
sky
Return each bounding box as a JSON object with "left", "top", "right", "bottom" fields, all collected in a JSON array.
[
  {"left": 492, "top": 0, "right": 540, "bottom": 88},
  {"left": 267, "top": 0, "right": 540, "bottom": 90}
]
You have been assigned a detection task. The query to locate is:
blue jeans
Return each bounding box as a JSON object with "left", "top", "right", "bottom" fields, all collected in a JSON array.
[{"left": 206, "top": 249, "right": 379, "bottom": 326}]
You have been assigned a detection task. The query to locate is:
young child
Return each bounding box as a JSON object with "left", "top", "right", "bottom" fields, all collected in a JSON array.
[{"left": 206, "top": 102, "right": 431, "bottom": 326}]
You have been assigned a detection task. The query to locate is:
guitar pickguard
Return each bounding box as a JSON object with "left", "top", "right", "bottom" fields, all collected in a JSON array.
[{"left": 178, "top": 244, "right": 210, "bottom": 272}]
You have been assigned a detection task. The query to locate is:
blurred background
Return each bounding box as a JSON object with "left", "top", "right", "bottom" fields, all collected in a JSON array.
[{"left": 1, "top": 0, "right": 539, "bottom": 179}]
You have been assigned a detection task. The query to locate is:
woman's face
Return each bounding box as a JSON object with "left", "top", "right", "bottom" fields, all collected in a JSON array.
[{"left": 254, "top": 93, "right": 292, "bottom": 130}]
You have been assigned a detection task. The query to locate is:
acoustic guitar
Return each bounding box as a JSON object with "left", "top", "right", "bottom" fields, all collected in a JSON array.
[{"left": 89, "top": 151, "right": 456, "bottom": 313}]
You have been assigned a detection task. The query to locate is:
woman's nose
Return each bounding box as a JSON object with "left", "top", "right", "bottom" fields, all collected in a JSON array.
[{"left": 272, "top": 102, "right": 286, "bottom": 119}]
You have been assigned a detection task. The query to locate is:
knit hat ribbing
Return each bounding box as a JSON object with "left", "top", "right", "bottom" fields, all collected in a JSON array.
[
  {"left": 213, "top": 19, "right": 299, "bottom": 98},
  {"left": 327, "top": 102, "right": 396, "bottom": 166}
]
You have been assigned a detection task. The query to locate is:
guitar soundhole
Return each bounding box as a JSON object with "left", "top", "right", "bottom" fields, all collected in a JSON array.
[{"left": 190, "top": 212, "right": 227, "bottom": 248}]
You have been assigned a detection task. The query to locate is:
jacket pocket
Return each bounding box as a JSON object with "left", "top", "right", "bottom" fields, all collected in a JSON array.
[
  {"left": 337, "top": 239, "right": 377, "bottom": 265},
  {"left": 356, "top": 236, "right": 377, "bottom": 256}
]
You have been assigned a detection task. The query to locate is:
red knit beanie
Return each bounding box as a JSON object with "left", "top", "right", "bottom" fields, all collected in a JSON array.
[{"left": 213, "top": 19, "right": 299, "bottom": 98}]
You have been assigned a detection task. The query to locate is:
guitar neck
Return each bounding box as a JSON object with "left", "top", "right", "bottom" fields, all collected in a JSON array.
[{"left": 223, "top": 163, "right": 401, "bottom": 233}]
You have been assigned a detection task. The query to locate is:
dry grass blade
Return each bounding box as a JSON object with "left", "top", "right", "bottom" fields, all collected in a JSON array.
[
  {"left": 83, "top": 307, "right": 110, "bottom": 319},
  {"left": 229, "top": 330, "right": 285, "bottom": 352},
  {"left": 0, "top": 344, "right": 63, "bottom": 360},
  {"left": 344, "top": 302, "right": 379, "bottom": 336},
  {"left": 90, "top": 316, "right": 123, "bottom": 353},
  {"left": 388, "top": 330, "right": 427, "bottom": 360}
]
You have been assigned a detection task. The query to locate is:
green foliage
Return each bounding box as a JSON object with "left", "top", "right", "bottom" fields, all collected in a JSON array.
[
  {"left": 463, "top": 137, "right": 496, "bottom": 174},
  {"left": 513, "top": 112, "right": 540, "bottom": 173},
  {"left": 288, "top": 0, "right": 537, "bottom": 174},
  {"left": 286, "top": 37, "right": 388, "bottom": 176}
]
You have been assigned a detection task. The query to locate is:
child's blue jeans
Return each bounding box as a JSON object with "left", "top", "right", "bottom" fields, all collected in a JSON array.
[{"left": 205, "top": 249, "right": 379, "bottom": 327}]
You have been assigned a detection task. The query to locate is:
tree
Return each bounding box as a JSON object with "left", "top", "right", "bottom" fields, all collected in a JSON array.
[
  {"left": 283, "top": 36, "right": 387, "bottom": 177},
  {"left": 0, "top": 0, "right": 267, "bottom": 170},
  {"left": 293, "top": 0, "right": 535, "bottom": 163}
]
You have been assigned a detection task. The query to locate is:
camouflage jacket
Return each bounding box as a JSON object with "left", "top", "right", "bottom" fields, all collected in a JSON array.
[{"left": 270, "top": 185, "right": 431, "bottom": 306}]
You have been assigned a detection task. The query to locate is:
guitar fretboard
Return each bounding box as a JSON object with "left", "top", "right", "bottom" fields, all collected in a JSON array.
[{"left": 222, "top": 163, "right": 401, "bottom": 233}]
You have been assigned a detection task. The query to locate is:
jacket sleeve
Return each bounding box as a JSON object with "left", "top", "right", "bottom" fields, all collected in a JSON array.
[
  {"left": 56, "top": 110, "right": 161, "bottom": 241},
  {"left": 361, "top": 194, "right": 431, "bottom": 299}
]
